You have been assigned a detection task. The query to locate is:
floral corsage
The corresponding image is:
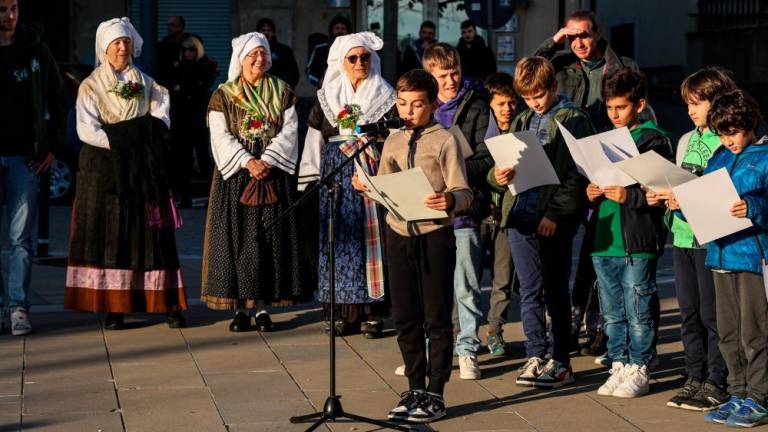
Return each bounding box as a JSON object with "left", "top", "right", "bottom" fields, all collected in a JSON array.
[
  {"left": 335, "top": 104, "right": 362, "bottom": 135},
  {"left": 110, "top": 81, "right": 144, "bottom": 100},
  {"left": 240, "top": 111, "right": 273, "bottom": 142}
]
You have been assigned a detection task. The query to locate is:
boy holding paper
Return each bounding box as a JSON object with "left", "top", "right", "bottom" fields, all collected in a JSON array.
[
  {"left": 353, "top": 69, "right": 472, "bottom": 423},
  {"left": 649, "top": 67, "right": 735, "bottom": 412},
  {"left": 488, "top": 56, "right": 593, "bottom": 388},
  {"left": 586, "top": 69, "right": 672, "bottom": 398},
  {"left": 689, "top": 90, "right": 768, "bottom": 427}
]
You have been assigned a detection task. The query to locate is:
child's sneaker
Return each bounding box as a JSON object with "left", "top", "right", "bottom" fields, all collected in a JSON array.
[
  {"left": 681, "top": 380, "right": 729, "bottom": 412},
  {"left": 666, "top": 376, "right": 702, "bottom": 409},
  {"left": 516, "top": 357, "right": 544, "bottom": 387},
  {"left": 597, "top": 362, "right": 627, "bottom": 396},
  {"left": 487, "top": 334, "right": 507, "bottom": 357},
  {"left": 10, "top": 307, "right": 32, "bottom": 336},
  {"left": 533, "top": 359, "right": 575, "bottom": 389},
  {"left": 388, "top": 390, "right": 425, "bottom": 420},
  {"left": 458, "top": 355, "right": 481, "bottom": 380},
  {"left": 704, "top": 396, "right": 742, "bottom": 424},
  {"left": 724, "top": 397, "right": 768, "bottom": 428},
  {"left": 406, "top": 392, "right": 446, "bottom": 423},
  {"left": 613, "top": 364, "right": 649, "bottom": 398},
  {"left": 594, "top": 354, "right": 611, "bottom": 367}
]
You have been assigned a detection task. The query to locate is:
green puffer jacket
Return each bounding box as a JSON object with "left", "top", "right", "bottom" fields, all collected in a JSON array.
[{"left": 487, "top": 105, "right": 594, "bottom": 235}]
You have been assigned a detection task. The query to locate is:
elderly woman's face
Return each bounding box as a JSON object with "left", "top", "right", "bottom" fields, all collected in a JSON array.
[
  {"left": 242, "top": 46, "right": 269, "bottom": 82},
  {"left": 107, "top": 37, "right": 132, "bottom": 71},
  {"left": 342, "top": 47, "right": 371, "bottom": 83}
]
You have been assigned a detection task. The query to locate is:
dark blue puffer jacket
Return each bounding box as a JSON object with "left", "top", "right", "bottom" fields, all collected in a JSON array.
[{"left": 704, "top": 137, "right": 768, "bottom": 274}]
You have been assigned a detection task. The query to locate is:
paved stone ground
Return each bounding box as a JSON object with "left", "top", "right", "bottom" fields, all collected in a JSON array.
[{"left": 0, "top": 207, "right": 730, "bottom": 432}]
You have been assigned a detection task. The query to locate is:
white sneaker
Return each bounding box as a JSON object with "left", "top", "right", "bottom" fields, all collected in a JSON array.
[
  {"left": 597, "top": 362, "right": 627, "bottom": 396},
  {"left": 459, "top": 355, "right": 481, "bottom": 380},
  {"left": 395, "top": 364, "right": 405, "bottom": 376},
  {"left": 10, "top": 307, "right": 32, "bottom": 336},
  {"left": 613, "top": 364, "right": 650, "bottom": 398},
  {"left": 516, "top": 356, "right": 544, "bottom": 386}
]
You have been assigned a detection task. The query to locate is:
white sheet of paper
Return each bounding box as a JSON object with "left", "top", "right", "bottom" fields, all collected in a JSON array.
[
  {"left": 615, "top": 150, "right": 699, "bottom": 192},
  {"left": 672, "top": 168, "right": 753, "bottom": 244},
  {"left": 485, "top": 130, "right": 560, "bottom": 195},
  {"left": 359, "top": 165, "right": 448, "bottom": 221},
  {"left": 557, "top": 122, "right": 639, "bottom": 187}
]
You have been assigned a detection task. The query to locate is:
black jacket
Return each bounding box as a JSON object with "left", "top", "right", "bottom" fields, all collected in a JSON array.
[
  {"left": 306, "top": 42, "right": 330, "bottom": 87},
  {"left": 456, "top": 36, "right": 497, "bottom": 81},
  {"left": 269, "top": 39, "right": 299, "bottom": 88},
  {"left": 0, "top": 24, "right": 65, "bottom": 158},
  {"left": 596, "top": 127, "right": 673, "bottom": 255},
  {"left": 451, "top": 87, "right": 492, "bottom": 221}
]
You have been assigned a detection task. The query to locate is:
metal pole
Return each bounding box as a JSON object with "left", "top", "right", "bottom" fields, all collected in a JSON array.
[
  {"left": 382, "top": 0, "right": 398, "bottom": 83},
  {"left": 139, "top": 0, "right": 158, "bottom": 75}
]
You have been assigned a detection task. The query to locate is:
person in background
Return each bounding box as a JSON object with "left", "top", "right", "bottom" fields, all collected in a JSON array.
[
  {"left": 0, "top": 0, "right": 66, "bottom": 335},
  {"left": 257, "top": 18, "right": 299, "bottom": 89},
  {"left": 169, "top": 34, "right": 218, "bottom": 206},
  {"left": 399, "top": 20, "right": 436, "bottom": 77},
  {"left": 456, "top": 20, "right": 496, "bottom": 81},
  {"left": 156, "top": 15, "right": 189, "bottom": 88},
  {"left": 306, "top": 15, "right": 351, "bottom": 87}
]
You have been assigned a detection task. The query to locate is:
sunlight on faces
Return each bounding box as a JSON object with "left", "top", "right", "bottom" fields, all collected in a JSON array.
[
  {"left": 242, "top": 46, "right": 269, "bottom": 83},
  {"left": 490, "top": 94, "right": 516, "bottom": 128},
  {"left": 396, "top": 91, "right": 434, "bottom": 129},
  {"left": 605, "top": 95, "right": 646, "bottom": 129},
  {"left": 0, "top": 0, "right": 19, "bottom": 34},
  {"left": 686, "top": 97, "right": 711, "bottom": 129},
  {"left": 719, "top": 129, "right": 755, "bottom": 154},
  {"left": 566, "top": 18, "right": 600, "bottom": 61},
  {"left": 343, "top": 46, "right": 371, "bottom": 82},
  {"left": 520, "top": 84, "right": 558, "bottom": 115},
  {"left": 431, "top": 67, "right": 461, "bottom": 102},
  {"left": 107, "top": 37, "right": 132, "bottom": 72}
]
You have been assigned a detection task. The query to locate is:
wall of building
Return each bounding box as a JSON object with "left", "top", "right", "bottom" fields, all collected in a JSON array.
[{"left": 70, "top": 0, "right": 128, "bottom": 64}]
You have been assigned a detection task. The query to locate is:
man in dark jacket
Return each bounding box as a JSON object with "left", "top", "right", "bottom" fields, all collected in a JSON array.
[
  {"left": 156, "top": 15, "right": 190, "bottom": 88},
  {"left": 398, "top": 20, "right": 436, "bottom": 77},
  {"left": 424, "top": 42, "right": 491, "bottom": 380},
  {"left": 0, "top": 0, "right": 66, "bottom": 335},
  {"left": 258, "top": 18, "right": 299, "bottom": 88},
  {"left": 306, "top": 15, "right": 350, "bottom": 87},
  {"left": 456, "top": 20, "right": 496, "bottom": 81}
]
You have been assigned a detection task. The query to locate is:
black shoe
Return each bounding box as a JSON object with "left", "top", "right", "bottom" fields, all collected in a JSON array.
[
  {"left": 229, "top": 312, "right": 251, "bottom": 332},
  {"left": 667, "top": 376, "right": 702, "bottom": 409},
  {"left": 324, "top": 320, "right": 351, "bottom": 336},
  {"left": 406, "top": 392, "right": 446, "bottom": 423},
  {"left": 166, "top": 311, "right": 186, "bottom": 328},
  {"left": 361, "top": 321, "right": 382, "bottom": 339},
  {"left": 681, "top": 380, "right": 730, "bottom": 411},
  {"left": 104, "top": 313, "right": 125, "bottom": 330},
  {"left": 388, "top": 390, "right": 426, "bottom": 420},
  {"left": 580, "top": 329, "right": 607, "bottom": 356},
  {"left": 255, "top": 312, "right": 273, "bottom": 332}
]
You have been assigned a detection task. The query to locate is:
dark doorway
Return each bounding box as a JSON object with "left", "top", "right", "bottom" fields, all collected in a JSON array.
[{"left": 610, "top": 23, "right": 635, "bottom": 59}]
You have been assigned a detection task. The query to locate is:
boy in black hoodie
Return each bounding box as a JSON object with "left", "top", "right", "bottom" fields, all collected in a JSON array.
[{"left": 588, "top": 69, "right": 672, "bottom": 398}]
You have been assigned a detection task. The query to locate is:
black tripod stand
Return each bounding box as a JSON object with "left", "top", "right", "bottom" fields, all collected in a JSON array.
[{"left": 262, "top": 135, "right": 410, "bottom": 432}]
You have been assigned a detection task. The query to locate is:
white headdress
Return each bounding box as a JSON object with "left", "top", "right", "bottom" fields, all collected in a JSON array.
[
  {"left": 317, "top": 32, "right": 395, "bottom": 125},
  {"left": 94, "top": 17, "right": 143, "bottom": 67},
  {"left": 227, "top": 32, "right": 272, "bottom": 82}
]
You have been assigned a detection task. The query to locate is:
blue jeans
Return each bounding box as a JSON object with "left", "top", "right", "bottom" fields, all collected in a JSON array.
[
  {"left": 0, "top": 156, "right": 38, "bottom": 310},
  {"left": 453, "top": 227, "right": 483, "bottom": 356},
  {"left": 507, "top": 227, "right": 573, "bottom": 364},
  {"left": 593, "top": 256, "right": 658, "bottom": 366}
]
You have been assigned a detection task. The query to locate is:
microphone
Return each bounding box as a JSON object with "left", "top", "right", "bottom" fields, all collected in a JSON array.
[{"left": 354, "top": 117, "right": 405, "bottom": 134}]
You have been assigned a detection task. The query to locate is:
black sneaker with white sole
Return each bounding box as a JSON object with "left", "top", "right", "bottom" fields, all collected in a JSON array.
[
  {"left": 667, "top": 376, "right": 701, "bottom": 409},
  {"left": 681, "top": 380, "right": 730, "bottom": 411},
  {"left": 406, "top": 392, "right": 446, "bottom": 423},
  {"left": 388, "top": 390, "right": 425, "bottom": 420}
]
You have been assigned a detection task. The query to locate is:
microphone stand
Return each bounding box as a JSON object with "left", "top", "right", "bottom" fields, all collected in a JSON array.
[{"left": 261, "top": 132, "right": 411, "bottom": 432}]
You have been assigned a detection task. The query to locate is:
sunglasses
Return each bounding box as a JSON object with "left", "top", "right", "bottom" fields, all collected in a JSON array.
[
  {"left": 181, "top": 47, "right": 197, "bottom": 53},
  {"left": 346, "top": 53, "right": 371, "bottom": 64}
]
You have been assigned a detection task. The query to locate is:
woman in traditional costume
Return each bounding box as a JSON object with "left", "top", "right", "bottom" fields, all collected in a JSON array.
[
  {"left": 200, "top": 32, "right": 308, "bottom": 332},
  {"left": 297, "top": 32, "right": 397, "bottom": 338},
  {"left": 65, "top": 18, "right": 187, "bottom": 329}
]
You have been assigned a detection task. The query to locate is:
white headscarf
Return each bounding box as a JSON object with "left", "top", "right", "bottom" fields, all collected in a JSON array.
[
  {"left": 317, "top": 32, "right": 395, "bottom": 125},
  {"left": 94, "top": 17, "right": 143, "bottom": 68},
  {"left": 227, "top": 32, "right": 272, "bottom": 82}
]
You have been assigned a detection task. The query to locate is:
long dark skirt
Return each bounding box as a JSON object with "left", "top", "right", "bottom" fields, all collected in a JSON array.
[{"left": 201, "top": 168, "right": 310, "bottom": 309}]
